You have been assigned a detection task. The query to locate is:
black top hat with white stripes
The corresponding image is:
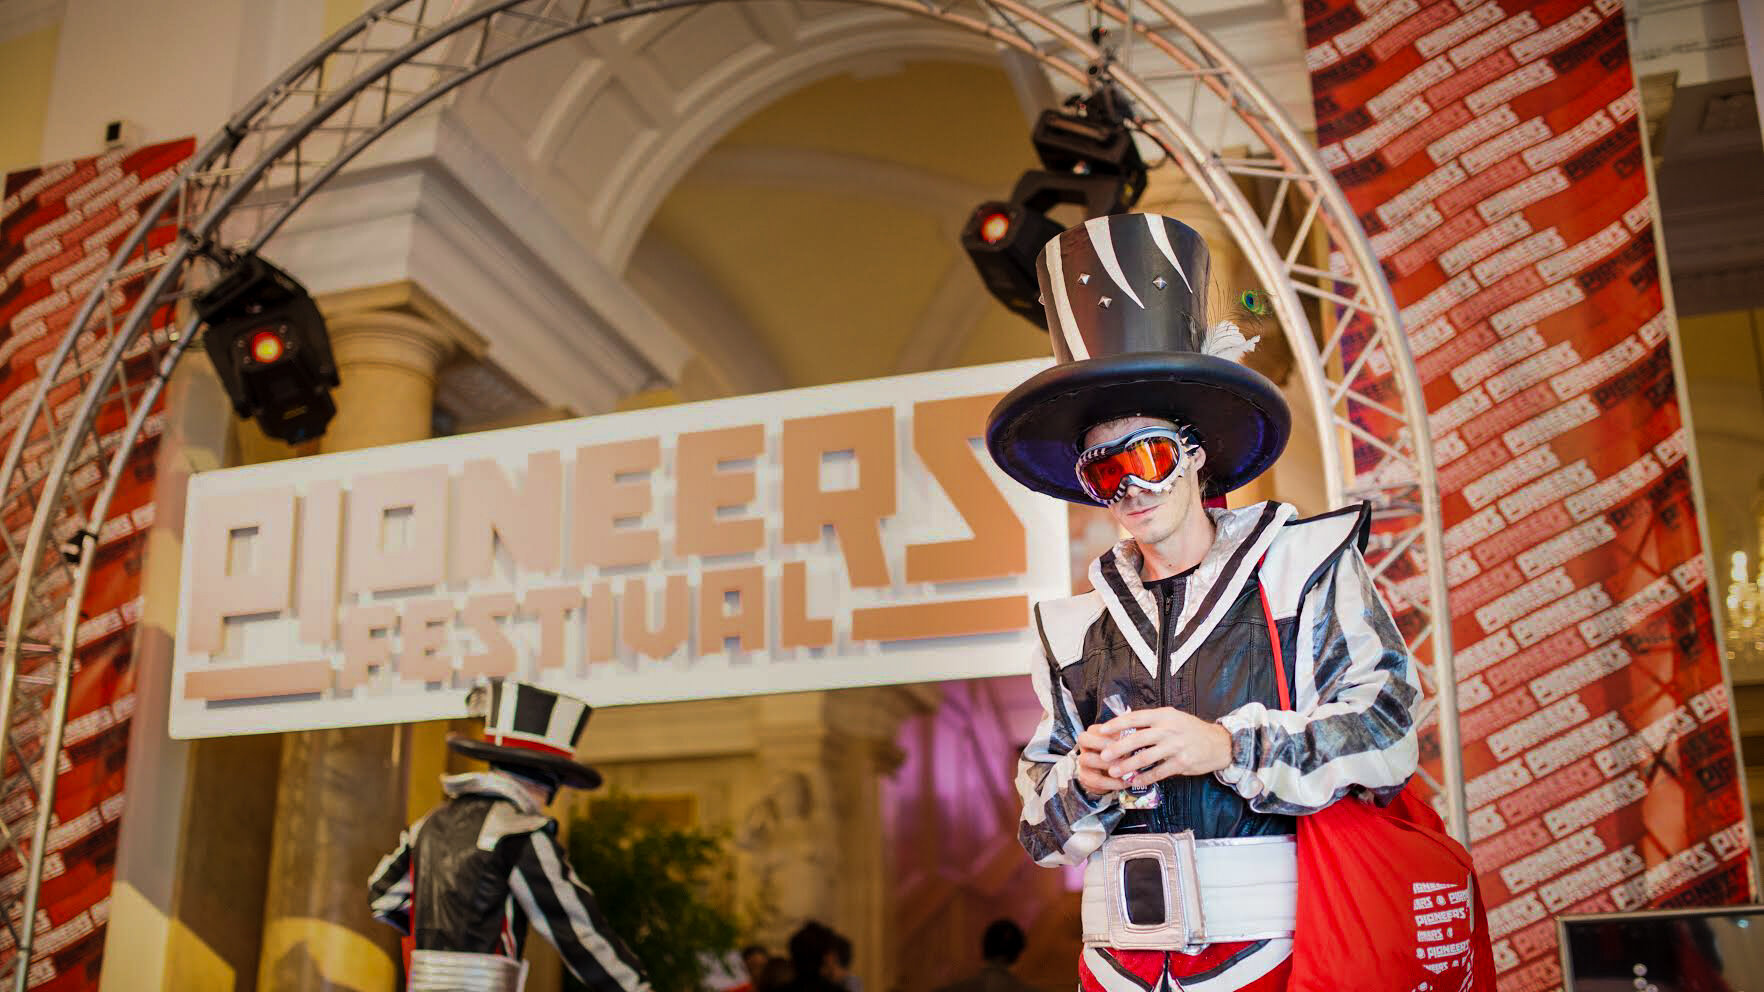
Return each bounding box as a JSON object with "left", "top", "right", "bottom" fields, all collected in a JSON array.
[
  {"left": 985, "top": 213, "right": 1290, "bottom": 503},
  {"left": 448, "top": 680, "right": 602, "bottom": 790}
]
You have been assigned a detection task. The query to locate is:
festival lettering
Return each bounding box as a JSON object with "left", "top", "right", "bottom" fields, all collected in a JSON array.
[{"left": 179, "top": 392, "right": 1035, "bottom": 704}]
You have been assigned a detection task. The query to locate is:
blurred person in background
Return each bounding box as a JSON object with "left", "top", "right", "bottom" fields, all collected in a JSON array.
[
  {"left": 742, "top": 945, "right": 771, "bottom": 984},
  {"left": 777, "top": 922, "right": 846, "bottom": 992},
  {"left": 825, "top": 932, "right": 859, "bottom": 992},
  {"left": 934, "top": 919, "right": 1036, "bottom": 992},
  {"left": 755, "top": 957, "right": 794, "bottom": 992}
]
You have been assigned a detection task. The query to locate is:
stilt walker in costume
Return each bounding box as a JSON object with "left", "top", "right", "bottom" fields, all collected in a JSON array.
[
  {"left": 368, "top": 680, "right": 652, "bottom": 992},
  {"left": 989, "top": 214, "right": 1492, "bottom": 992}
]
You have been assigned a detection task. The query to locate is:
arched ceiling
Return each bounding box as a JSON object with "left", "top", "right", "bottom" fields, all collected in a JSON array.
[
  {"left": 431, "top": 0, "right": 1320, "bottom": 410},
  {"left": 635, "top": 58, "right": 1052, "bottom": 400},
  {"left": 446, "top": 1, "right": 1012, "bottom": 270}
]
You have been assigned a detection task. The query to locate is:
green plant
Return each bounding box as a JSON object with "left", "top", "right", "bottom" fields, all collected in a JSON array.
[{"left": 564, "top": 794, "right": 742, "bottom": 992}]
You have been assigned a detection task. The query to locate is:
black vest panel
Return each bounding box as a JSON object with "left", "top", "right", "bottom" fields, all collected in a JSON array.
[
  {"left": 1059, "top": 579, "right": 1297, "bottom": 839},
  {"left": 412, "top": 795, "right": 530, "bottom": 954}
]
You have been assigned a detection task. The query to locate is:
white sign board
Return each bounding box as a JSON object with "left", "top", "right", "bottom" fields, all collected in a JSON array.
[{"left": 171, "top": 360, "right": 1069, "bottom": 738}]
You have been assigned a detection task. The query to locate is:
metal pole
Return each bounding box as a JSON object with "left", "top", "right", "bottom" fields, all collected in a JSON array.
[
  {"left": 1626, "top": 47, "right": 1763, "bottom": 897},
  {"left": 9, "top": 531, "right": 90, "bottom": 992}
]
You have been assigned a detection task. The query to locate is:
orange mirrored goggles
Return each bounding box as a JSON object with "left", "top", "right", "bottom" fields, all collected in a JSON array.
[{"left": 1076, "top": 428, "right": 1196, "bottom": 504}]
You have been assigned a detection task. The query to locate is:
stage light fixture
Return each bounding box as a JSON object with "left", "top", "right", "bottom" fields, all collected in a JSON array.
[
  {"left": 963, "top": 82, "right": 1148, "bottom": 328},
  {"left": 1031, "top": 85, "right": 1146, "bottom": 192},
  {"left": 979, "top": 211, "right": 1012, "bottom": 245},
  {"left": 249, "top": 328, "right": 286, "bottom": 365},
  {"left": 961, "top": 202, "right": 1065, "bottom": 329},
  {"left": 195, "top": 251, "right": 339, "bottom": 445}
]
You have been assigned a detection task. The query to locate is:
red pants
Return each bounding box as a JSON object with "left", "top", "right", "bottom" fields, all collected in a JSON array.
[{"left": 1078, "top": 943, "right": 1291, "bottom": 992}]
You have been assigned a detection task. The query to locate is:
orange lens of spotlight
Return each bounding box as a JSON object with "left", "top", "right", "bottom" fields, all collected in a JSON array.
[
  {"left": 979, "top": 212, "right": 1011, "bottom": 244},
  {"left": 249, "top": 329, "right": 285, "bottom": 364}
]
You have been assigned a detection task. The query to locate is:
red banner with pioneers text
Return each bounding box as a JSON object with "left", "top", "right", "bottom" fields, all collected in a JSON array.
[
  {"left": 1304, "top": 1, "right": 1752, "bottom": 989},
  {"left": 0, "top": 137, "right": 192, "bottom": 990}
]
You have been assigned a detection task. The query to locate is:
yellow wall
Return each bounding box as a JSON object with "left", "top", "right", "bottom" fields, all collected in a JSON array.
[
  {"left": 0, "top": 24, "right": 59, "bottom": 176},
  {"left": 1677, "top": 307, "right": 1764, "bottom": 611},
  {"left": 324, "top": 0, "right": 368, "bottom": 35}
]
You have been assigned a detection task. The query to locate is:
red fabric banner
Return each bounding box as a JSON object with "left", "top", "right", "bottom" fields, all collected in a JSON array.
[
  {"left": 0, "top": 137, "right": 191, "bottom": 991},
  {"left": 1303, "top": 2, "right": 1751, "bottom": 989}
]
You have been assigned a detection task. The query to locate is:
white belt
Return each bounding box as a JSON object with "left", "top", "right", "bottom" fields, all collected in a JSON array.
[
  {"left": 408, "top": 950, "right": 528, "bottom": 992},
  {"left": 1081, "top": 833, "right": 1297, "bottom": 950}
]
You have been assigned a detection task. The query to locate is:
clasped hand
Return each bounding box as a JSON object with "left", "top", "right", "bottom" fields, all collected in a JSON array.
[{"left": 1073, "top": 707, "right": 1233, "bottom": 796}]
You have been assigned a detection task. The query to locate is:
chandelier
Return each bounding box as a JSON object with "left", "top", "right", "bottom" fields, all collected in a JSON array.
[
  {"left": 1730, "top": 540, "right": 1763, "bottom": 671},
  {"left": 1721, "top": 317, "right": 1764, "bottom": 673}
]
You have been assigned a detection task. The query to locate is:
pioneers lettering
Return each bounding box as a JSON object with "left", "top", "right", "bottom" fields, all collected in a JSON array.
[{"left": 177, "top": 383, "right": 1055, "bottom": 714}]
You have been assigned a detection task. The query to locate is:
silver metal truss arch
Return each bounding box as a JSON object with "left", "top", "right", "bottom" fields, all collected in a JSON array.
[{"left": 0, "top": 1, "right": 1459, "bottom": 985}]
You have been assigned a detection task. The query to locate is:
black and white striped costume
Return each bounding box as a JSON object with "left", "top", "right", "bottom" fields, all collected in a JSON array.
[
  {"left": 1017, "top": 501, "right": 1421, "bottom": 990},
  {"left": 369, "top": 771, "right": 651, "bottom": 992}
]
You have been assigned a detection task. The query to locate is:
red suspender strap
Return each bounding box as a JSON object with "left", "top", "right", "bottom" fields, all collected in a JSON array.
[{"left": 1255, "top": 556, "right": 1292, "bottom": 711}]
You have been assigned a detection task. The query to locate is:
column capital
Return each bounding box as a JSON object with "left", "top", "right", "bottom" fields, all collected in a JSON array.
[
  {"left": 314, "top": 283, "right": 483, "bottom": 454},
  {"left": 325, "top": 311, "right": 458, "bottom": 385},
  {"left": 320, "top": 280, "right": 488, "bottom": 384}
]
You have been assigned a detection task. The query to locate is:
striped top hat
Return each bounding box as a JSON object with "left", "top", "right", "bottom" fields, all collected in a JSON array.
[
  {"left": 447, "top": 680, "right": 602, "bottom": 790},
  {"left": 985, "top": 213, "right": 1290, "bottom": 503}
]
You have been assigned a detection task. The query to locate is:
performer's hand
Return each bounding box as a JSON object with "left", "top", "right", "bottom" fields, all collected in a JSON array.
[
  {"left": 1073, "top": 726, "right": 1131, "bottom": 796},
  {"left": 1095, "top": 708, "right": 1233, "bottom": 785}
]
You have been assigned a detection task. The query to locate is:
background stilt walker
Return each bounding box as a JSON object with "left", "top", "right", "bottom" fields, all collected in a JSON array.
[{"left": 368, "top": 680, "right": 653, "bottom": 992}]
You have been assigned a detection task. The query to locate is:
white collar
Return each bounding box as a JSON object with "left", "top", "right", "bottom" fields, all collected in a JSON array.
[
  {"left": 1088, "top": 501, "right": 1295, "bottom": 674},
  {"left": 442, "top": 770, "right": 546, "bottom": 815}
]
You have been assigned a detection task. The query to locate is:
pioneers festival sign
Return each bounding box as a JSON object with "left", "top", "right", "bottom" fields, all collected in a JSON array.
[{"left": 170, "top": 360, "right": 1070, "bottom": 738}]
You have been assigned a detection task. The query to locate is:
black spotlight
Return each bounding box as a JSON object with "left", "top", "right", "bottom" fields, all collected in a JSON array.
[
  {"left": 960, "top": 202, "right": 1065, "bottom": 328},
  {"left": 1032, "top": 84, "right": 1147, "bottom": 194},
  {"left": 963, "top": 82, "right": 1147, "bottom": 328},
  {"left": 195, "top": 252, "right": 339, "bottom": 444}
]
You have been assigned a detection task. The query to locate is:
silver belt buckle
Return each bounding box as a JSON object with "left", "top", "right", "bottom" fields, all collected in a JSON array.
[{"left": 1101, "top": 831, "right": 1208, "bottom": 950}]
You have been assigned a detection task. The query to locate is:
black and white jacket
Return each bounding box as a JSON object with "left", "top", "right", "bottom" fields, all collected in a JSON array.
[
  {"left": 368, "top": 771, "right": 651, "bottom": 992},
  {"left": 1017, "top": 502, "right": 1421, "bottom": 981}
]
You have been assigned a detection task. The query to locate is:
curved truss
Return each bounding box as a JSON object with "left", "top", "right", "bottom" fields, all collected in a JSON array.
[{"left": 0, "top": 1, "right": 1459, "bottom": 984}]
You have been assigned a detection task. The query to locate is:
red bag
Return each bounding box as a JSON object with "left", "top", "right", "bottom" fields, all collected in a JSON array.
[{"left": 1256, "top": 581, "right": 1497, "bottom": 992}]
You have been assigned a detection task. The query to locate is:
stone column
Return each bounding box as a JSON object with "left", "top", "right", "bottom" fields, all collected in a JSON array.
[
  {"left": 100, "top": 358, "right": 275, "bottom": 992},
  {"left": 823, "top": 688, "right": 926, "bottom": 992},
  {"left": 317, "top": 310, "right": 457, "bottom": 453},
  {"left": 736, "top": 689, "right": 928, "bottom": 992},
  {"left": 256, "top": 305, "right": 462, "bottom": 992}
]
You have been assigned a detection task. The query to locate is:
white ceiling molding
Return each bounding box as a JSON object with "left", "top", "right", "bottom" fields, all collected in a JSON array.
[
  {"left": 428, "top": 112, "right": 697, "bottom": 383},
  {"left": 891, "top": 258, "right": 996, "bottom": 375},
  {"left": 1628, "top": 0, "right": 1752, "bottom": 87},
  {"left": 446, "top": 3, "right": 1008, "bottom": 272},
  {"left": 585, "top": 21, "right": 1005, "bottom": 269},
  {"left": 261, "top": 112, "right": 694, "bottom": 417},
  {"left": 1000, "top": 48, "right": 1061, "bottom": 126},
  {"left": 410, "top": 0, "right": 1311, "bottom": 401},
  {"left": 434, "top": 360, "right": 550, "bottom": 431},
  {"left": 1656, "top": 79, "right": 1764, "bottom": 316},
  {"left": 625, "top": 232, "right": 789, "bottom": 398}
]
